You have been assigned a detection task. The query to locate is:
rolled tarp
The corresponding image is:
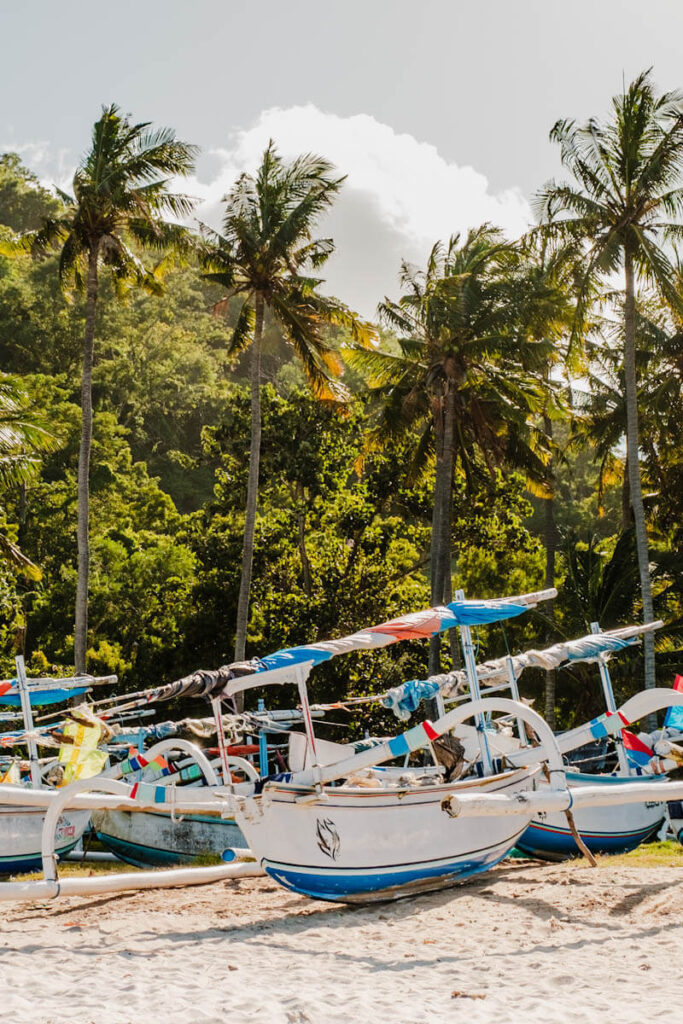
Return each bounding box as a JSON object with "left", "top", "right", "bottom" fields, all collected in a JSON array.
[{"left": 383, "top": 621, "right": 663, "bottom": 716}]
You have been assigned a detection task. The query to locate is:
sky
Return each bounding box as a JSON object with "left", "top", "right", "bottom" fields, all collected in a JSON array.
[{"left": 1, "top": 0, "right": 682, "bottom": 316}]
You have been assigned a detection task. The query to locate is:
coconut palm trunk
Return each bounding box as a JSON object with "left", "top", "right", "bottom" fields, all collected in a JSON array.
[
  {"left": 542, "top": 406, "right": 557, "bottom": 727},
  {"left": 621, "top": 460, "right": 632, "bottom": 529},
  {"left": 20, "top": 105, "right": 196, "bottom": 673},
  {"left": 74, "top": 242, "right": 100, "bottom": 674},
  {"left": 537, "top": 72, "right": 683, "bottom": 699},
  {"left": 623, "top": 250, "right": 656, "bottom": 694},
  {"left": 543, "top": 491, "right": 557, "bottom": 727},
  {"left": 428, "top": 376, "right": 457, "bottom": 675},
  {"left": 234, "top": 296, "right": 264, "bottom": 666}
]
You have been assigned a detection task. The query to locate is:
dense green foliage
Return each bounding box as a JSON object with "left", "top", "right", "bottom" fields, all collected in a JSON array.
[{"left": 0, "top": 73, "right": 680, "bottom": 730}]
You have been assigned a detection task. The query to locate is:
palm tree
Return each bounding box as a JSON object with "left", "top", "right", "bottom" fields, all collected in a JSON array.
[
  {"left": 350, "top": 226, "right": 555, "bottom": 673},
  {"left": 537, "top": 69, "right": 683, "bottom": 691},
  {"left": 200, "top": 142, "right": 374, "bottom": 663},
  {"left": 0, "top": 374, "right": 54, "bottom": 577},
  {"left": 574, "top": 295, "right": 683, "bottom": 530},
  {"left": 516, "top": 233, "right": 579, "bottom": 727},
  {"left": 24, "top": 104, "right": 197, "bottom": 671}
]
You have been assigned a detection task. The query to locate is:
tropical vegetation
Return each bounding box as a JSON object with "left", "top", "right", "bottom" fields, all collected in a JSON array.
[{"left": 0, "top": 71, "right": 679, "bottom": 732}]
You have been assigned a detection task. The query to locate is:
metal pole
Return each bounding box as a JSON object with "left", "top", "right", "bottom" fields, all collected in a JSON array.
[
  {"left": 211, "top": 697, "right": 232, "bottom": 785},
  {"left": 506, "top": 656, "right": 529, "bottom": 746},
  {"left": 295, "top": 666, "right": 319, "bottom": 775},
  {"left": 257, "top": 698, "right": 268, "bottom": 777},
  {"left": 590, "top": 621, "right": 630, "bottom": 775},
  {"left": 455, "top": 590, "right": 493, "bottom": 774},
  {"left": 15, "top": 655, "right": 42, "bottom": 789}
]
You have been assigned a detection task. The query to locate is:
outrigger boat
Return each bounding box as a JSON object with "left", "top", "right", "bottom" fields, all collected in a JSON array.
[
  {"left": 515, "top": 623, "right": 671, "bottom": 859},
  {"left": 0, "top": 657, "right": 113, "bottom": 873},
  {"left": 390, "top": 615, "right": 683, "bottom": 860},
  {"left": 91, "top": 710, "right": 308, "bottom": 867},
  {"left": 66, "top": 589, "right": 559, "bottom": 900},
  {"left": 217, "top": 594, "right": 683, "bottom": 900},
  {"left": 3, "top": 592, "right": 683, "bottom": 905}
]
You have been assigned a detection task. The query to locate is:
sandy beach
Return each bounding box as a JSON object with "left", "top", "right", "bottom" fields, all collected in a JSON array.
[{"left": 1, "top": 860, "right": 681, "bottom": 1024}]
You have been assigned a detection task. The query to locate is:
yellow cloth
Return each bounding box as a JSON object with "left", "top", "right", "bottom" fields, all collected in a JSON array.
[
  {"left": 0, "top": 760, "right": 20, "bottom": 785},
  {"left": 57, "top": 710, "right": 108, "bottom": 785}
]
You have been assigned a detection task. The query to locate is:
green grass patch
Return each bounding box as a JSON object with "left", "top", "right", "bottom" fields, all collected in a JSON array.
[
  {"left": 591, "top": 840, "right": 683, "bottom": 868},
  {"left": 11, "top": 858, "right": 141, "bottom": 881}
]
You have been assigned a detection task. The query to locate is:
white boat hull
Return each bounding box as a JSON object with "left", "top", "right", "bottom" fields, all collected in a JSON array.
[
  {"left": 235, "top": 766, "right": 538, "bottom": 903},
  {"left": 517, "top": 772, "right": 665, "bottom": 860},
  {"left": 0, "top": 805, "right": 91, "bottom": 874}
]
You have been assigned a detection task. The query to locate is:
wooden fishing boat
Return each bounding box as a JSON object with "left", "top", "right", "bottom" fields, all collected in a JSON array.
[
  {"left": 235, "top": 765, "right": 540, "bottom": 902},
  {"left": 91, "top": 748, "right": 253, "bottom": 867},
  {"left": 0, "top": 658, "right": 114, "bottom": 874},
  {"left": 219, "top": 590, "right": 567, "bottom": 902},
  {"left": 0, "top": 804, "right": 91, "bottom": 874},
  {"left": 407, "top": 618, "right": 682, "bottom": 861},
  {"left": 92, "top": 718, "right": 303, "bottom": 867},
  {"left": 515, "top": 770, "right": 665, "bottom": 859},
  {"left": 514, "top": 623, "right": 672, "bottom": 860},
  {"left": 91, "top": 806, "right": 246, "bottom": 867}
]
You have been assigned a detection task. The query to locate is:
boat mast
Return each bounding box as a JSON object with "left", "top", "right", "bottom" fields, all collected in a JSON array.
[
  {"left": 296, "top": 664, "right": 319, "bottom": 776},
  {"left": 455, "top": 589, "right": 493, "bottom": 774},
  {"left": 590, "top": 622, "right": 630, "bottom": 775},
  {"left": 15, "top": 655, "right": 42, "bottom": 789}
]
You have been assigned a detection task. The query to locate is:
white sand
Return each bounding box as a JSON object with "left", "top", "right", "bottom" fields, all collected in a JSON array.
[{"left": 1, "top": 861, "right": 681, "bottom": 1024}]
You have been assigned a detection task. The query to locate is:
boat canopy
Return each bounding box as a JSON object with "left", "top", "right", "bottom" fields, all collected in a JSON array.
[
  {"left": 134, "top": 589, "right": 556, "bottom": 705},
  {"left": 0, "top": 674, "right": 116, "bottom": 708}
]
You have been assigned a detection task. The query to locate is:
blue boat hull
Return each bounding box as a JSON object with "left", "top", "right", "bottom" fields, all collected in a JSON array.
[
  {"left": 516, "top": 819, "right": 662, "bottom": 859},
  {"left": 263, "top": 834, "right": 521, "bottom": 903}
]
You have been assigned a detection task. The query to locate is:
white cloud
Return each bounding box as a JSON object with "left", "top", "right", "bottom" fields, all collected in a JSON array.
[
  {"left": 0, "top": 140, "right": 75, "bottom": 193},
  {"left": 190, "top": 105, "right": 532, "bottom": 317},
  {"left": 4, "top": 107, "right": 533, "bottom": 318}
]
